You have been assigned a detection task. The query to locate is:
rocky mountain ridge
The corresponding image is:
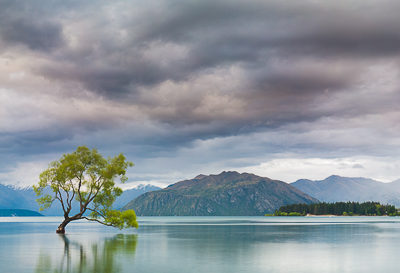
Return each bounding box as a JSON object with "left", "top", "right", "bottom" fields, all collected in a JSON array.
[{"left": 123, "top": 171, "right": 318, "bottom": 215}]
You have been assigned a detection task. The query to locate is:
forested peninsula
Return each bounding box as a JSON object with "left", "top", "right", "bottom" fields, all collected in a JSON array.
[{"left": 269, "top": 202, "right": 399, "bottom": 216}]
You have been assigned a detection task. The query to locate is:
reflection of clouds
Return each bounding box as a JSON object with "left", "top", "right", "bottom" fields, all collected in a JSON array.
[
  {"left": 156, "top": 223, "right": 389, "bottom": 273},
  {"left": 35, "top": 234, "right": 137, "bottom": 273}
]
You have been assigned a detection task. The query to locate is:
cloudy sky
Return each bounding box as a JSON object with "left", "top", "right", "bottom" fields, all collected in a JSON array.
[{"left": 1, "top": 0, "right": 400, "bottom": 188}]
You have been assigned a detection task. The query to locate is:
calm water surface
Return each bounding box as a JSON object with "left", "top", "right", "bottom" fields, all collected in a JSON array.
[{"left": 1, "top": 216, "right": 400, "bottom": 273}]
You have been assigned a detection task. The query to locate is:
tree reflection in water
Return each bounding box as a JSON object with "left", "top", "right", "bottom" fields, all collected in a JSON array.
[{"left": 35, "top": 234, "right": 137, "bottom": 273}]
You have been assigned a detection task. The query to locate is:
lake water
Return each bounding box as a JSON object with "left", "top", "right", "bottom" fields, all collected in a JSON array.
[{"left": 1, "top": 216, "right": 400, "bottom": 273}]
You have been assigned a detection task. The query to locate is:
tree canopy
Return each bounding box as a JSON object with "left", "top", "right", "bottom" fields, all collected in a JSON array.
[
  {"left": 273, "top": 201, "right": 398, "bottom": 216},
  {"left": 34, "top": 146, "right": 138, "bottom": 233}
]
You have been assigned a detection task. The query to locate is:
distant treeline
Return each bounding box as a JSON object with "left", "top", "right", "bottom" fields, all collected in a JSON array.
[{"left": 270, "top": 202, "right": 398, "bottom": 216}]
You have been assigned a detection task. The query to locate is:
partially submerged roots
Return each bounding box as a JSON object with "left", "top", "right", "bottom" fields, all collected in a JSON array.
[
  {"left": 56, "top": 219, "right": 70, "bottom": 233},
  {"left": 56, "top": 227, "right": 66, "bottom": 234}
]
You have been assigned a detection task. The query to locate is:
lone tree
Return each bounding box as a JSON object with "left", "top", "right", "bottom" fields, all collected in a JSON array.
[{"left": 34, "top": 146, "right": 139, "bottom": 233}]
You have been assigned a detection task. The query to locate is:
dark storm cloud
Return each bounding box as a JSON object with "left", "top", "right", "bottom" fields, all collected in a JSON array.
[
  {"left": 24, "top": 0, "right": 400, "bottom": 112},
  {"left": 0, "top": 18, "right": 64, "bottom": 51},
  {"left": 2, "top": 0, "right": 400, "bottom": 185},
  {"left": 0, "top": 0, "right": 65, "bottom": 51},
  {"left": 2, "top": 1, "right": 400, "bottom": 119},
  {"left": 2, "top": 0, "right": 398, "bottom": 137},
  {"left": 257, "top": 71, "right": 351, "bottom": 95},
  {"left": 40, "top": 58, "right": 173, "bottom": 97},
  {"left": 134, "top": 0, "right": 400, "bottom": 63}
]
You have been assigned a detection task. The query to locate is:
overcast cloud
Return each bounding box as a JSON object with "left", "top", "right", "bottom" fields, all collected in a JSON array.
[{"left": 1, "top": 0, "right": 400, "bottom": 187}]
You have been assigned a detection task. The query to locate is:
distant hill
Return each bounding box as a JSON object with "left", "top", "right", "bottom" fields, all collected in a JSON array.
[
  {"left": 112, "top": 184, "right": 162, "bottom": 209},
  {"left": 291, "top": 175, "right": 400, "bottom": 207},
  {"left": 123, "top": 171, "right": 318, "bottom": 216},
  {"left": 0, "top": 184, "right": 38, "bottom": 211},
  {"left": 0, "top": 183, "right": 161, "bottom": 215},
  {"left": 0, "top": 209, "right": 42, "bottom": 217}
]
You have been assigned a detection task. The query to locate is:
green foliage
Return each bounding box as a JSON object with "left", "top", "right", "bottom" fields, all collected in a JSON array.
[
  {"left": 34, "top": 193, "right": 53, "bottom": 211},
  {"left": 34, "top": 146, "right": 138, "bottom": 231},
  {"left": 98, "top": 209, "right": 139, "bottom": 229},
  {"left": 273, "top": 211, "right": 287, "bottom": 216},
  {"left": 288, "top": 212, "right": 303, "bottom": 216},
  {"left": 275, "top": 201, "right": 398, "bottom": 216},
  {"left": 272, "top": 211, "right": 304, "bottom": 216}
]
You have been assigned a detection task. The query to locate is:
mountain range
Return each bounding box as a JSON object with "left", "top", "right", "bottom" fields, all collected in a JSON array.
[
  {"left": 3, "top": 172, "right": 400, "bottom": 216},
  {"left": 292, "top": 175, "right": 400, "bottom": 207},
  {"left": 123, "top": 171, "right": 318, "bottom": 215},
  {"left": 0, "top": 183, "right": 160, "bottom": 215}
]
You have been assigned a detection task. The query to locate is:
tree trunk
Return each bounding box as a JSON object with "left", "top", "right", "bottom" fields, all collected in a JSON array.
[{"left": 56, "top": 218, "right": 71, "bottom": 234}]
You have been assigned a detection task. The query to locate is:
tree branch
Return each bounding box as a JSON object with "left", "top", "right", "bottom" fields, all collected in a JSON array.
[
  {"left": 81, "top": 217, "right": 113, "bottom": 227},
  {"left": 76, "top": 163, "right": 88, "bottom": 210},
  {"left": 86, "top": 207, "right": 105, "bottom": 218},
  {"left": 85, "top": 175, "right": 102, "bottom": 205},
  {"left": 56, "top": 190, "right": 67, "bottom": 215},
  {"left": 65, "top": 188, "right": 70, "bottom": 208},
  {"left": 77, "top": 173, "right": 83, "bottom": 210},
  {"left": 68, "top": 179, "right": 76, "bottom": 210},
  {"left": 79, "top": 176, "right": 103, "bottom": 216}
]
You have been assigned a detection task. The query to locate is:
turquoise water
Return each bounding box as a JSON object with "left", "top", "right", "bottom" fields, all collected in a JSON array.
[{"left": 1, "top": 216, "right": 400, "bottom": 272}]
